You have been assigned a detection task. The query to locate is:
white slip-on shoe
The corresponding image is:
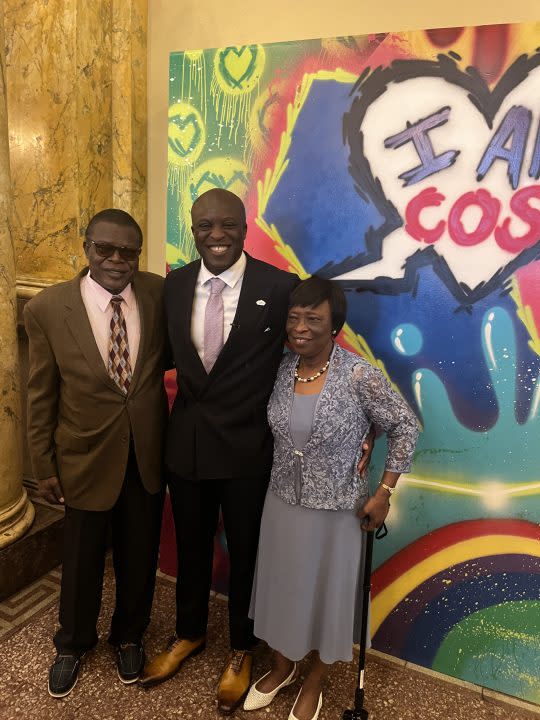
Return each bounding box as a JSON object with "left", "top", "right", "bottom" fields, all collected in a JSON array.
[
  {"left": 243, "top": 662, "right": 298, "bottom": 710},
  {"left": 288, "top": 689, "right": 323, "bottom": 720}
]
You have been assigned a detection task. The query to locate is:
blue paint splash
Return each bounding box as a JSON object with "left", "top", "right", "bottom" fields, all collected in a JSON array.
[
  {"left": 391, "top": 323, "right": 423, "bottom": 356},
  {"left": 370, "top": 303, "right": 540, "bottom": 565}
]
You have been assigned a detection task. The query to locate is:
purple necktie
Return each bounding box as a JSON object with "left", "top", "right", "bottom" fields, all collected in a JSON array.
[{"left": 203, "top": 277, "right": 226, "bottom": 373}]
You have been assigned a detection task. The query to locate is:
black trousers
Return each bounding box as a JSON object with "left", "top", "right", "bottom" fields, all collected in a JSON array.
[
  {"left": 54, "top": 447, "right": 164, "bottom": 655},
  {"left": 168, "top": 471, "right": 269, "bottom": 650}
]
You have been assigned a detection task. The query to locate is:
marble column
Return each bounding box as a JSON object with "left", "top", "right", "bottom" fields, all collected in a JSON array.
[
  {"left": 0, "top": 0, "right": 34, "bottom": 548},
  {"left": 112, "top": 0, "right": 148, "bottom": 261},
  {"left": 4, "top": 0, "right": 149, "bottom": 286}
]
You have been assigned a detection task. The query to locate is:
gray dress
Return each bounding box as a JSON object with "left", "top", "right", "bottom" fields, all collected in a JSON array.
[{"left": 249, "top": 392, "right": 368, "bottom": 664}]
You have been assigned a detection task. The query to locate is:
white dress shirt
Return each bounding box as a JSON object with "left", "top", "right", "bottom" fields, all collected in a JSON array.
[
  {"left": 191, "top": 251, "right": 247, "bottom": 364},
  {"left": 80, "top": 272, "right": 141, "bottom": 371}
]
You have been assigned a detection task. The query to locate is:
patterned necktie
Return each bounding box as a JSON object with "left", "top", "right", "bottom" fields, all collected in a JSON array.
[
  {"left": 203, "top": 277, "right": 226, "bottom": 373},
  {"left": 108, "top": 296, "right": 132, "bottom": 393}
]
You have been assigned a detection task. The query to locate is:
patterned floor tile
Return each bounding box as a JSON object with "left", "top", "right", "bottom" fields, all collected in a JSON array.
[
  {"left": 0, "top": 568, "right": 61, "bottom": 641},
  {"left": 0, "top": 565, "right": 537, "bottom": 720}
]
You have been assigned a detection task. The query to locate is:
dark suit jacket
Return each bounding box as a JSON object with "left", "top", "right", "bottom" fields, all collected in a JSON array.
[
  {"left": 24, "top": 269, "right": 168, "bottom": 511},
  {"left": 165, "top": 254, "right": 299, "bottom": 481}
]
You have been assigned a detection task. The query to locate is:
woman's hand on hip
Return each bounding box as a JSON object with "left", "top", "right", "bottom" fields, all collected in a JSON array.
[{"left": 357, "top": 491, "right": 389, "bottom": 531}]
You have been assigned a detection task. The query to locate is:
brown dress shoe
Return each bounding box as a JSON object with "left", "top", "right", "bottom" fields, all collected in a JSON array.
[
  {"left": 138, "top": 635, "right": 205, "bottom": 688},
  {"left": 217, "top": 650, "right": 253, "bottom": 715}
]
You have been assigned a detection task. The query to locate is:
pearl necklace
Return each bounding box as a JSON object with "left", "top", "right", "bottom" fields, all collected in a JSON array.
[{"left": 294, "top": 358, "right": 330, "bottom": 383}]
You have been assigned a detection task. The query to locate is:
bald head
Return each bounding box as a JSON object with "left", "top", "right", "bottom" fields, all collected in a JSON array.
[
  {"left": 190, "top": 188, "right": 247, "bottom": 275},
  {"left": 191, "top": 189, "right": 246, "bottom": 225}
]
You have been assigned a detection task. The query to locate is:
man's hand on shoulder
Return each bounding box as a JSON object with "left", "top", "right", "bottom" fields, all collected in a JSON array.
[
  {"left": 39, "top": 476, "right": 65, "bottom": 504},
  {"left": 357, "top": 425, "right": 376, "bottom": 478}
]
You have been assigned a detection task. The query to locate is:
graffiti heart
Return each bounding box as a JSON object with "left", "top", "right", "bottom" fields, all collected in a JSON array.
[
  {"left": 217, "top": 45, "right": 261, "bottom": 90},
  {"left": 332, "top": 53, "right": 540, "bottom": 306},
  {"left": 169, "top": 113, "right": 203, "bottom": 158},
  {"left": 167, "top": 102, "right": 206, "bottom": 167}
]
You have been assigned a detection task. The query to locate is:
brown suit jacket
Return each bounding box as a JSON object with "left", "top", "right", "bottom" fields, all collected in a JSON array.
[{"left": 24, "top": 269, "right": 168, "bottom": 511}]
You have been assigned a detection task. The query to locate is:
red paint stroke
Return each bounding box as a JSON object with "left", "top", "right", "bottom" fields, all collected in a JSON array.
[
  {"left": 425, "top": 24, "right": 510, "bottom": 83},
  {"left": 448, "top": 189, "right": 501, "bottom": 246},
  {"left": 515, "top": 260, "right": 540, "bottom": 339},
  {"left": 164, "top": 368, "right": 176, "bottom": 411},
  {"left": 495, "top": 185, "right": 540, "bottom": 254},
  {"left": 473, "top": 24, "right": 510, "bottom": 84},
  {"left": 426, "top": 25, "right": 510, "bottom": 85},
  {"left": 405, "top": 187, "right": 446, "bottom": 244},
  {"left": 425, "top": 27, "right": 465, "bottom": 47},
  {"left": 158, "top": 493, "right": 177, "bottom": 576}
]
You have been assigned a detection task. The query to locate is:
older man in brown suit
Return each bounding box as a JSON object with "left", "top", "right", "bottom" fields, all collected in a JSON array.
[{"left": 24, "top": 209, "right": 168, "bottom": 698}]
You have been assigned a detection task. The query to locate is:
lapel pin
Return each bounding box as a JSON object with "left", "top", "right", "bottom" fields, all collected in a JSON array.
[{"left": 256, "top": 299, "right": 266, "bottom": 306}]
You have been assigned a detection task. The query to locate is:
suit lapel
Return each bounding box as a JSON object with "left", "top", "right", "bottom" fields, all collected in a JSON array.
[
  {"left": 64, "top": 270, "right": 125, "bottom": 396},
  {"left": 178, "top": 260, "right": 209, "bottom": 384},
  {"left": 128, "top": 272, "right": 150, "bottom": 394},
  {"left": 228, "top": 254, "right": 268, "bottom": 331}
]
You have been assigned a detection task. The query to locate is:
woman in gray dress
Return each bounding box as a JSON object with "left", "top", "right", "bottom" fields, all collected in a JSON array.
[{"left": 244, "top": 277, "right": 419, "bottom": 720}]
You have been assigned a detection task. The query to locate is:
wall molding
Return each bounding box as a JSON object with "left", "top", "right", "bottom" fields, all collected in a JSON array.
[{"left": 16, "top": 276, "right": 56, "bottom": 299}]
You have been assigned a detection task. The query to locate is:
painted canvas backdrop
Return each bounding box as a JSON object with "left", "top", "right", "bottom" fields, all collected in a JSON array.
[{"left": 163, "top": 23, "right": 540, "bottom": 703}]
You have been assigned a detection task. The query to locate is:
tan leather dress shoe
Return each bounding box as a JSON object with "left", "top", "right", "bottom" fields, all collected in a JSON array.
[
  {"left": 138, "top": 635, "right": 205, "bottom": 688},
  {"left": 217, "top": 650, "right": 253, "bottom": 715}
]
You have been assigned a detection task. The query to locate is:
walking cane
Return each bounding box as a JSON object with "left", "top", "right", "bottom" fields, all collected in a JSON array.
[{"left": 342, "top": 522, "right": 387, "bottom": 720}]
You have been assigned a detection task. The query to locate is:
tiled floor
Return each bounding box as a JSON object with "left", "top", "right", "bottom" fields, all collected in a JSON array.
[
  {"left": 0, "top": 568, "right": 61, "bottom": 641},
  {"left": 0, "top": 564, "right": 538, "bottom": 720}
]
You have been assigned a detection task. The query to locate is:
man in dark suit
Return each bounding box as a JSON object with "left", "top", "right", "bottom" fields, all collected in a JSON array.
[
  {"left": 24, "top": 209, "right": 168, "bottom": 697},
  {"left": 140, "top": 189, "right": 299, "bottom": 713}
]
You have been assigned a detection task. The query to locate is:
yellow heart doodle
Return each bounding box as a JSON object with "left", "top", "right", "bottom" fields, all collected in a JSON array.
[
  {"left": 213, "top": 44, "right": 266, "bottom": 96},
  {"left": 167, "top": 102, "right": 205, "bottom": 167}
]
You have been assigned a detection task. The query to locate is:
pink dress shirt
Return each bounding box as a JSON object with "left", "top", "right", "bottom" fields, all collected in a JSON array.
[{"left": 80, "top": 272, "right": 141, "bottom": 372}]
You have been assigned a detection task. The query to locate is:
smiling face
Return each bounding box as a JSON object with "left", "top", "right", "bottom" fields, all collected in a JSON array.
[
  {"left": 83, "top": 221, "right": 141, "bottom": 293},
  {"left": 191, "top": 189, "right": 247, "bottom": 275},
  {"left": 286, "top": 300, "right": 334, "bottom": 360}
]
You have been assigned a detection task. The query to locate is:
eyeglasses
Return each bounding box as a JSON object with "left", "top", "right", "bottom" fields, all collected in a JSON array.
[{"left": 87, "top": 240, "right": 142, "bottom": 261}]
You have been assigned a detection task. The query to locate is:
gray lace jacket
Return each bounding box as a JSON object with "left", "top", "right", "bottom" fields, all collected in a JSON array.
[{"left": 267, "top": 343, "right": 419, "bottom": 510}]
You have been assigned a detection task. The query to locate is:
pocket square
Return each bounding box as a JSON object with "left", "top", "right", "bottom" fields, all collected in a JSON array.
[
  {"left": 264, "top": 327, "right": 271, "bottom": 332},
  {"left": 256, "top": 299, "right": 266, "bottom": 306}
]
